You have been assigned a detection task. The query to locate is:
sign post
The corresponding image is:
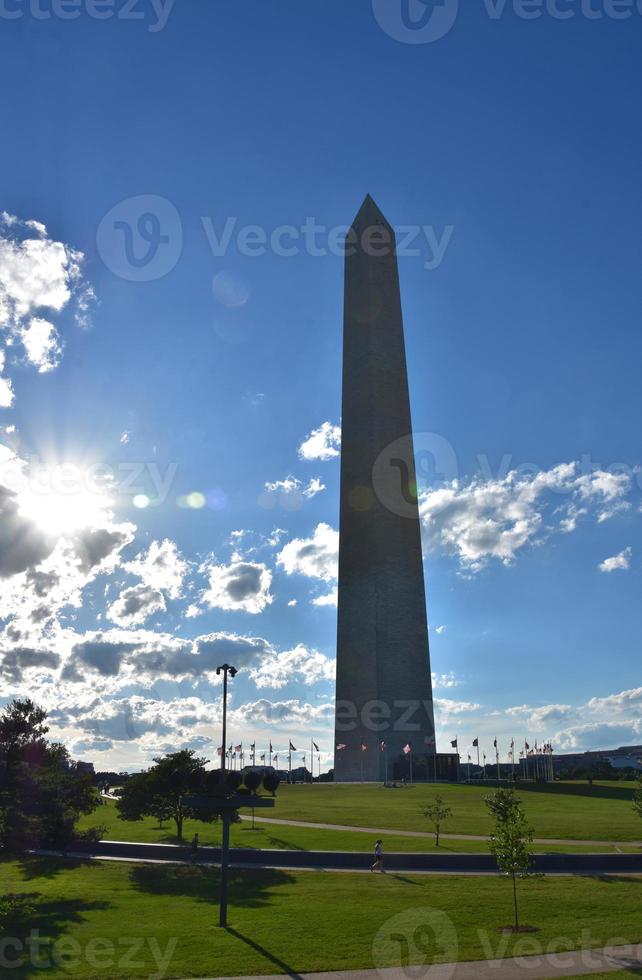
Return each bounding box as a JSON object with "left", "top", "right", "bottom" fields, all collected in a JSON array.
[{"left": 182, "top": 794, "right": 275, "bottom": 928}]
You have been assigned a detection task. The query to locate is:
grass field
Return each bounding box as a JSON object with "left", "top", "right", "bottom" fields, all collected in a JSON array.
[
  {"left": 257, "top": 780, "right": 642, "bottom": 841},
  {"left": 1, "top": 857, "right": 641, "bottom": 978},
  {"left": 78, "top": 800, "right": 640, "bottom": 854}
]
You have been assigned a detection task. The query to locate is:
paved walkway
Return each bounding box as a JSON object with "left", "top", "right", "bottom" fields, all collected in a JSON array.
[
  {"left": 239, "top": 815, "right": 642, "bottom": 850},
  {"left": 33, "top": 843, "right": 642, "bottom": 877},
  {"left": 191, "top": 942, "right": 642, "bottom": 980}
]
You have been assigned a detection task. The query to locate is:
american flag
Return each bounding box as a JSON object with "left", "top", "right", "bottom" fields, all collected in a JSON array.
[
  {"left": 289, "top": 741, "right": 296, "bottom": 751},
  {"left": 360, "top": 742, "right": 367, "bottom": 752},
  {"left": 336, "top": 743, "right": 347, "bottom": 751},
  {"left": 403, "top": 743, "right": 412, "bottom": 755},
  {"left": 380, "top": 740, "right": 386, "bottom": 751},
  {"left": 234, "top": 744, "right": 242, "bottom": 752},
  {"left": 312, "top": 741, "right": 319, "bottom": 752},
  {"left": 260, "top": 753, "right": 265, "bottom": 761}
]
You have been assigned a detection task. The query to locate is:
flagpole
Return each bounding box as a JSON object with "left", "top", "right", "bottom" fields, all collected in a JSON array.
[
  {"left": 410, "top": 748, "right": 413, "bottom": 785},
  {"left": 289, "top": 746, "right": 292, "bottom": 783}
]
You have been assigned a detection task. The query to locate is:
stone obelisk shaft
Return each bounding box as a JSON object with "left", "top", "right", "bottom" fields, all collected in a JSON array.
[{"left": 334, "top": 195, "right": 436, "bottom": 782}]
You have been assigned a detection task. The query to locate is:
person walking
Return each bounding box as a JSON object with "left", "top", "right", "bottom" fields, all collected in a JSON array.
[{"left": 371, "top": 839, "right": 384, "bottom": 873}]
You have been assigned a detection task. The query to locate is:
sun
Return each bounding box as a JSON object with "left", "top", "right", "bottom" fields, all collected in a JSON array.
[{"left": 17, "top": 466, "right": 113, "bottom": 535}]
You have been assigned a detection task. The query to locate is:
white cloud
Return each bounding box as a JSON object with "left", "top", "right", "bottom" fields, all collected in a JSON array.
[
  {"left": 107, "top": 584, "right": 166, "bottom": 626},
  {"left": 249, "top": 643, "right": 335, "bottom": 690},
  {"left": 303, "top": 477, "right": 325, "bottom": 498},
  {"left": 0, "top": 213, "right": 93, "bottom": 379},
  {"left": 125, "top": 539, "right": 188, "bottom": 598},
  {"left": 435, "top": 698, "right": 481, "bottom": 715},
  {"left": 312, "top": 588, "right": 338, "bottom": 607},
  {"left": 202, "top": 560, "right": 273, "bottom": 614},
  {"left": 277, "top": 523, "right": 338, "bottom": 583},
  {"left": 232, "top": 697, "right": 334, "bottom": 729},
  {"left": 264, "top": 475, "right": 325, "bottom": 499},
  {"left": 432, "top": 671, "right": 458, "bottom": 688},
  {"left": 553, "top": 721, "right": 642, "bottom": 752},
  {"left": 598, "top": 547, "right": 632, "bottom": 573},
  {"left": 0, "top": 349, "right": 14, "bottom": 407},
  {"left": 19, "top": 317, "right": 61, "bottom": 373},
  {"left": 419, "top": 462, "right": 633, "bottom": 573},
  {"left": 298, "top": 421, "right": 341, "bottom": 461}
]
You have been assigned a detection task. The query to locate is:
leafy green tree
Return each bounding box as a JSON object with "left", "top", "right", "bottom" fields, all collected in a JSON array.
[
  {"left": 423, "top": 795, "right": 453, "bottom": 846},
  {"left": 116, "top": 750, "right": 206, "bottom": 839},
  {"left": 485, "top": 790, "right": 535, "bottom": 931},
  {"left": 483, "top": 787, "right": 521, "bottom": 823},
  {"left": 0, "top": 700, "right": 97, "bottom": 850},
  {"left": 263, "top": 773, "right": 280, "bottom": 796},
  {"left": 633, "top": 778, "right": 642, "bottom": 820},
  {"left": 243, "top": 771, "right": 262, "bottom": 793}
]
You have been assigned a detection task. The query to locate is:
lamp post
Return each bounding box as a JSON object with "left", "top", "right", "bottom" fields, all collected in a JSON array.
[
  {"left": 215, "top": 662, "right": 237, "bottom": 928},
  {"left": 216, "top": 663, "right": 237, "bottom": 780}
]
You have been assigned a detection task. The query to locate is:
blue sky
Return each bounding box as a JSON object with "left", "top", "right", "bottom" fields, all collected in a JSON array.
[{"left": 1, "top": 0, "right": 641, "bottom": 771}]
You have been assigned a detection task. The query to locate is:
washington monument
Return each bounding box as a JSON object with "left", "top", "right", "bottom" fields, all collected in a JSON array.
[{"left": 333, "top": 195, "right": 436, "bottom": 783}]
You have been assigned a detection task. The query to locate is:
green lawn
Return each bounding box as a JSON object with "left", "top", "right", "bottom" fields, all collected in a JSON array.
[
  {"left": 552, "top": 974, "right": 642, "bottom": 980},
  {"left": 78, "top": 800, "right": 640, "bottom": 853},
  {"left": 1, "top": 857, "right": 641, "bottom": 978},
  {"left": 256, "top": 781, "right": 642, "bottom": 841}
]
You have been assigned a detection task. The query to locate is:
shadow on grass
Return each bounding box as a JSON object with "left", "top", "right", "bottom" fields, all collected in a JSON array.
[
  {"left": 261, "top": 835, "right": 307, "bottom": 852},
  {"left": 225, "top": 927, "right": 305, "bottom": 979},
  {"left": 388, "top": 874, "right": 423, "bottom": 886},
  {"left": 17, "top": 856, "right": 96, "bottom": 881},
  {"left": 588, "top": 875, "right": 642, "bottom": 885},
  {"left": 9, "top": 896, "right": 112, "bottom": 979},
  {"left": 515, "top": 782, "right": 635, "bottom": 803},
  {"left": 129, "top": 863, "right": 296, "bottom": 911}
]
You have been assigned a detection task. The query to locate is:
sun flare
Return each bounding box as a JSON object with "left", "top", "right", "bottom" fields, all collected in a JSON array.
[{"left": 17, "top": 466, "right": 113, "bottom": 535}]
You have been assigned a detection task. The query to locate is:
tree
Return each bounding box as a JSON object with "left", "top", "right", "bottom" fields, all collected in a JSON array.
[
  {"left": 116, "top": 750, "right": 206, "bottom": 840},
  {"left": 633, "top": 779, "right": 642, "bottom": 820},
  {"left": 243, "top": 771, "right": 262, "bottom": 793},
  {"left": 483, "top": 787, "right": 521, "bottom": 824},
  {"left": 423, "top": 795, "right": 453, "bottom": 847},
  {"left": 0, "top": 700, "right": 97, "bottom": 851},
  {"left": 485, "top": 790, "right": 535, "bottom": 932},
  {"left": 263, "top": 773, "right": 280, "bottom": 796}
]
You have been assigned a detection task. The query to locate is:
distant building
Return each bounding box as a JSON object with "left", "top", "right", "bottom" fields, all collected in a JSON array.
[
  {"left": 75, "top": 761, "right": 95, "bottom": 777},
  {"left": 549, "top": 745, "right": 642, "bottom": 773}
]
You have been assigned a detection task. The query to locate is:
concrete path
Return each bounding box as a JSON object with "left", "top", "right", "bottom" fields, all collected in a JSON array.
[
  {"left": 239, "top": 815, "right": 642, "bottom": 850},
  {"left": 190, "top": 942, "right": 642, "bottom": 980},
  {"left": 32, "top": 842, "right": 642, "bottom": 876}
]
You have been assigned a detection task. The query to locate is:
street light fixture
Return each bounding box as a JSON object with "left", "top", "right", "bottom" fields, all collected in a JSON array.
[
  {"left": 215, "top": 662, "right": 237, "bottom": 929},
  {"left": 216, "top": 663, "right": 237, "bottom": 781}
]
